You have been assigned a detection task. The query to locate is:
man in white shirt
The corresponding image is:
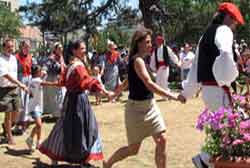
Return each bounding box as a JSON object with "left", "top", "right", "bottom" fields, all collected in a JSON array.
[
  {"left": 150, "top": 35, "right": 180, "bottom": 95},
  {"left": 180, "top": 43, "right": 195, "bottom": 80},
  {"left": 178, "top": 2, "right": 245, "bottom": 168},
  {"left": 0, "top": 39, "right": 29, "bottom": 145}
]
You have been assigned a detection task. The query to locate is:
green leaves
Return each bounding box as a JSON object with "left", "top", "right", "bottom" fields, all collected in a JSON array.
[
  {"left": 0, "top": 5, "right": 22, "bottom": 38},
  {"left": 145, "top": 0, "right": 250, "bottom": 43}
]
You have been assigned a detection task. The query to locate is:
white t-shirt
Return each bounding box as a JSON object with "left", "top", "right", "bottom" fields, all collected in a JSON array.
[
  {"left": 180, "top": 51, "right": 195, "bottom": 69},
  {"left": 29, "top": 77, "right": 43, "bottom": 113},
  {"left": 0, "top": 53, "right": 18, "bottom": 87}
]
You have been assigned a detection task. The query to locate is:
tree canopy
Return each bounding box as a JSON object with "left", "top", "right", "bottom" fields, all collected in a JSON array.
[
  {"left": 20, "top": 0, "right": 250, "bottom": 47},
  {"left": 0, "top": 4, "right": 22, "bottom": 39},
  {"left": 143, "top": 0, "right": 250, "bottom": 44}
]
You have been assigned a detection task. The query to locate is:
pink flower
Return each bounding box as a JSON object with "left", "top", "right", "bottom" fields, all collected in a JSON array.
[
  {"left": 243, "top": 134, "right": 250, "bottom": 142},
  {"left": 222, "top": 135, "right": 231, "bottom": 145},
  {"left": 232, "top": 94, "right": 245, "bottom": 101},
  {"left": 240, "top": 120, "right": 250, "bottom": 129},
  {"left": 227, "top": 112, "right": 240, "bottom": 128},
  {"left": 196, "top": 108, "right": 211, "bottom": 131},
  {"left": 232, "top": 139, "right": 245, "bottom": 145}
]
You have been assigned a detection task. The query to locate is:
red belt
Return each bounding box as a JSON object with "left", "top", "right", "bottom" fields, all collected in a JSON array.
[
  {"left": 22, "top": 73, "right": 31, "bottom": 77},
  {"left": 201, "top": 81, "right": 232, "bottom": 106},
  {"left": 158, "top": 61, "right": 168, "bottom": 67}
]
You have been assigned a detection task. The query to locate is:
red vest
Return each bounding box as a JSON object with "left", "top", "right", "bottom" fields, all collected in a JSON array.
[{"left": 16, "top": 53, "right": 32, "bottom": 77}]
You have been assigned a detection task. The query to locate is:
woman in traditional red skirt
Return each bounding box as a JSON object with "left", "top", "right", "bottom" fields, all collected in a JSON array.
[{"left": 39, "top": 40, "right": 113, "bottom": 167}]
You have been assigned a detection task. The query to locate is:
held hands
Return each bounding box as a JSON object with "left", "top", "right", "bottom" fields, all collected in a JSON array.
[
  {"left": 102, "top": 88, "right": 116, "bottom": 100},
  {"left": 107, "top": 91, "right": 116, "bottom": 100},
  {"left": 19, "top": 83, "right": 33, "bottom": 97},
  {"left": 177, "top": 94, "right": 186, "bottom": 104},
  {"left": 19, "top": 83, "right": 29, "bottom": 93}
]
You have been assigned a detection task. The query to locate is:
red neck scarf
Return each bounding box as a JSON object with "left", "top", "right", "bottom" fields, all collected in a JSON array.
[{"left": 106, "top": 50, "right": 119, "bottom": 64}]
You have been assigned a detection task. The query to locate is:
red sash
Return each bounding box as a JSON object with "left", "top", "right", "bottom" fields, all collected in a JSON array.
[
  {"left": 202, "top": 81, "right": 232, "bottom": 106},
  {"left": 158, "top": 61, "right": 168, "bottom": 68}
]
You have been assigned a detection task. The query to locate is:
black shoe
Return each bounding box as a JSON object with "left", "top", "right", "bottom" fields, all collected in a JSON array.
[
  {"left": 1, "top": 124, "right": 6, "bottom": 137},
  {"left": 12, "top": 127, "right": 24, "bottom": 136},
  {"left": 192, "top": 154, "right": 208, "bottom": 168}
]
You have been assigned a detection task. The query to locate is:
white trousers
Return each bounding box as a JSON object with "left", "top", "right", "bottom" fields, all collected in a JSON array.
[
  {"left": 156, "top": 66, "right": 169, "bottom": 91},
  {"left": 18, "top": 75, "right": 32, "bottom": 122},
  {"left": 201, "top": 85, "right": 230, "bottom": 111},
  {"left": 200, "top": 85, "right": 230, "bottom": 167}
]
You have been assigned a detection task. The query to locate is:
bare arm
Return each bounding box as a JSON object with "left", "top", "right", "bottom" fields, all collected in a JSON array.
[
  {"left": 41, "top": 81, "right": 60, "bottom": 87},
  {"left": 114, "top": 79, "right": 128, "bottom": 96},
  {"left": 134, "top": 57, "right": 178, "bottom": 100},
  {"left": 3, "top": 74, "right": 29, "bottom": 92}
]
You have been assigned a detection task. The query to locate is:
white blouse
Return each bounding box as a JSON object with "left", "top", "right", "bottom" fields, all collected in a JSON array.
[{"left": 182, "top": 25, "right": 238, "bottom": 99}]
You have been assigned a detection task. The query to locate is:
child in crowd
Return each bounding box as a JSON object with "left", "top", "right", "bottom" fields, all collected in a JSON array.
[
  {"left": 92, "top": 65, "right": 104, "bottom": 105},
  {"left": 26, "top": 65, "right": 59, "bottom": 152}
]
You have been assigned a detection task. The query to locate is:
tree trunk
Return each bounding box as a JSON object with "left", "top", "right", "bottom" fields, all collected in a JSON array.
[
  {"left": 42, "top": 31, "right": 45, "bottom": 47},
  {"left": 63, "top": 33, "right": 68, "bottom": 45},
  {"left": 139, "top": 0, "right": 160, "bottom": 31}
]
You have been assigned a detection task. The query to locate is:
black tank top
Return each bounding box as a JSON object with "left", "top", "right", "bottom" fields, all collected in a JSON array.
[{"left": 128, "top": 57, "right": 153, "bottom": 100}]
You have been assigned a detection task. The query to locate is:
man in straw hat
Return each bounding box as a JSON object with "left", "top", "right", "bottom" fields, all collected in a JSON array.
[{"left": 178, "top": 2, "right": 245, "bottom": 168}]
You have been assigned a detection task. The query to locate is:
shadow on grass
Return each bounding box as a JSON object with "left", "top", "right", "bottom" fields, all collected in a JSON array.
[
  {"left": 0, "top": 136, "right": 8, "bottom": 145},
  {"left": 42, "top": 115, "right": 59, "bottom": 123},
  {"left": 89, "top": 98, "right": 109, "bottom": 105},
  {"left": 32, "top": 159, "right": 97, "bottom": 168},
  {"left": 119, "top": 99, "right": 127, "bottom": 104},
  {"left": 4, "top": 146, "right": 32, "bottom": 156},
  {"left": 156, "top": 99, "right": 168, "bottom": 102},
  {"left": 4, "top": 146, "right": 40, "bottom": 161}
]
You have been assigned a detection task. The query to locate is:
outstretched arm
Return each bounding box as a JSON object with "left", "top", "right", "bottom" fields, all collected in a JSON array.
[
  {"left": 41, "top": 81, "right": 61, "bottom": 87},
  {"left": 3, "top": 74, "right": 29, "bottom": 93},
  {"left": 114, "top": 79, "right": 128, "bottom": 97},
  {"left": 134, "top": 57, "right": 178, "bottom": 100}
]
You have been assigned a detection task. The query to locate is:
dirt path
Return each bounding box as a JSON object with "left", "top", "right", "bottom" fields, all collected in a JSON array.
[{"left": 0, "top": 95, "right": 204, "bottom": 168}]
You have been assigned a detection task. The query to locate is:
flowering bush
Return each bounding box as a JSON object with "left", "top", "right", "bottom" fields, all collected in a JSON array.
[{"left": 197, "top": 94, "right": 250, "bottom": 159}]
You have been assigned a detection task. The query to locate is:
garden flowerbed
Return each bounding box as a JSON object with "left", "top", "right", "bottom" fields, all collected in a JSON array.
[
  {"left": 197, "top": 94, "right": 250, "bottom": 167},
  {"left": 212, "top": 156, "right": 250, "bottom": 168}
]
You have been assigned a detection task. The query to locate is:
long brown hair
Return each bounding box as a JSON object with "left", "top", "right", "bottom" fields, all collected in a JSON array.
[{"left": 129, "top": 26, "right": 152, "bottom": 61}]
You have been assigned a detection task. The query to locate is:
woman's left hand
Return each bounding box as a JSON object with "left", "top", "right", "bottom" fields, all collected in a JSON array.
[{"left": 107, "top": 91, "right": 116, "bottom": 100}]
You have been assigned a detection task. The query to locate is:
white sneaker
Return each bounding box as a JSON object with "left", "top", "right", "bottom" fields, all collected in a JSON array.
[{"left": 25, "top": 137, "right": 35, "bottom": 152}]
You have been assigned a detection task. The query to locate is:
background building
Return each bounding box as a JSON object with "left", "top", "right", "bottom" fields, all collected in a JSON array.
[
  {"left": 0, "top": 0, "right": 19, "bottom": 11},
  {"left": 19, "top": 26, "right": 43, "bottom": 50}
]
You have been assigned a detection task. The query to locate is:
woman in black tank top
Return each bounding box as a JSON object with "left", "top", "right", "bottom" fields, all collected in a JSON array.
[{"left": 103, "top": 26, "right": 185, "bottom": 168}]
